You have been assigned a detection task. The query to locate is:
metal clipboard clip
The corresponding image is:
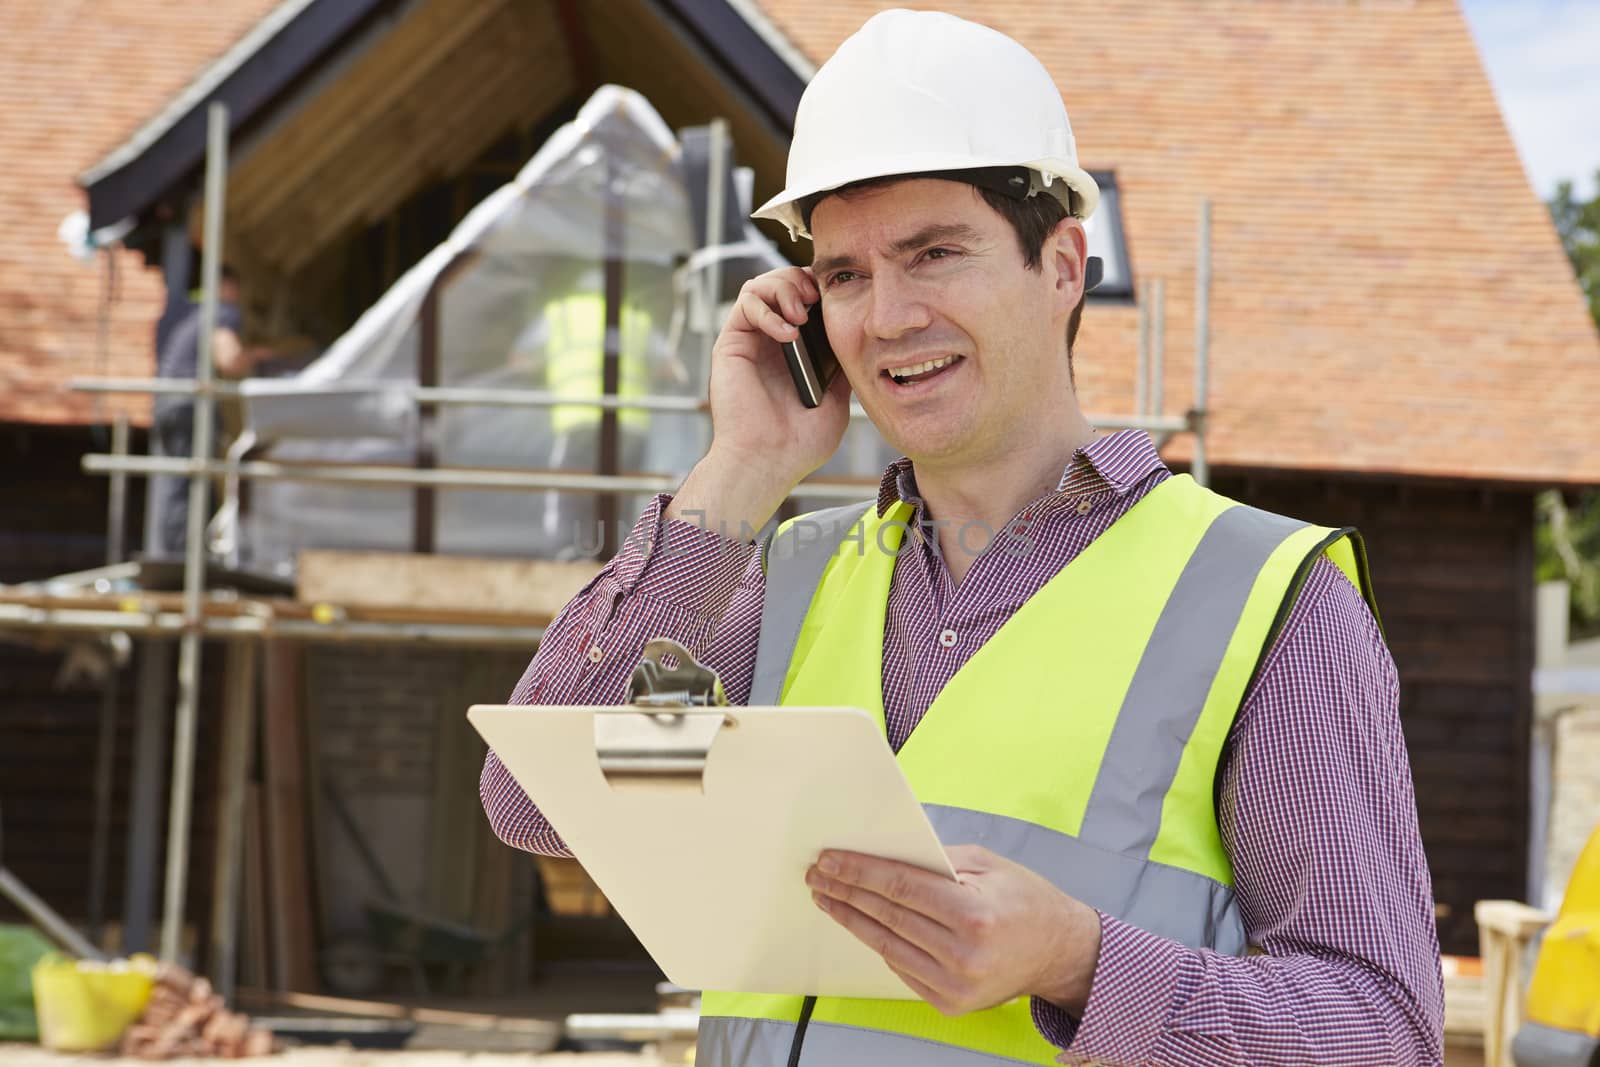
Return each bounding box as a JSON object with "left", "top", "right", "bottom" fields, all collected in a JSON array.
[{"left": 594, "top": 639, "right": 735, "bottom": 791}]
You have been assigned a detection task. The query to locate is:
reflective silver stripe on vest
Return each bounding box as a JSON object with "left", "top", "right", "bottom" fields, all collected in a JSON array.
[
  {"left": 752, "top": 500, "right": 875, "bottom": 707},
  {"left": 1511, "top": 1022, "right": 1600, "bottom": 1067},
  {"left": 926, "top": 804, "right": 1246, "bottom": 954},
  {"left": 697, "top": 1014, "right": 794, "bottom": 1067},
  {"left": 698, "top": 1015, "right": 1037, "bottom": 1067},
  {"left": 1079, "top": 504, "right": 1308, "bottom": 858}
]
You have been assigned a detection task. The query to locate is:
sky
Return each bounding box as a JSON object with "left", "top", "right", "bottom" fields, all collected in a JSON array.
[{"left": 1459, "top": 0, "right": 1600, "bottom": 201}]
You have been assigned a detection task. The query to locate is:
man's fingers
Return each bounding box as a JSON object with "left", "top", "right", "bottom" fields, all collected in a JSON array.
[
  {"left": 814, "top": 852, "right": 963, "bottom": 925},
  {"left": 779, "top": 287, "right": 808, "bottom": 323},
  {"left": 733, "top": 270, "right": 816, "bottom": 333},
  {"left": 772, "top": 266, "right": 818, "bottom": 306},
  {"left": 813, "top": 893, "right": 946, "bottom": 986},
  {"left": 809, "top": 872, "right": 959, "bottom": 963},
  {"left": 766, "top": 277, "right": 816, "bottom": 324},
  {"left": 736, "top": 291, "right": 798, "bottom": 341}
]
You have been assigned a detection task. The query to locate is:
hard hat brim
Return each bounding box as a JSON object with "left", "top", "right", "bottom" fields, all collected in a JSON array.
[{"left": 753, "top": 158, "right": 1101, "bottom": 241}]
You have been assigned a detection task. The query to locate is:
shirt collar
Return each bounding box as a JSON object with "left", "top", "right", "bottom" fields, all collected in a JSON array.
[{"left": 874, "top": 429, "right": 1167, "bottom": 518}]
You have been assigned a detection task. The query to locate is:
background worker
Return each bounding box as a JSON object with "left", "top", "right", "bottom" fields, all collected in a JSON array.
[
  {"left": 482, "top": 10, "right": 1444, "bottom": 1066},
  {"left": 512, "top": 262, "right": 655, "bottom": 559},
  {"left": 151, "top": 263, "right": 274, "bottom": 554}
]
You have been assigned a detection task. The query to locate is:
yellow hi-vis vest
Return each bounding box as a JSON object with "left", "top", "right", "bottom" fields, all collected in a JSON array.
[
  {"left": 696, "top": 474, "right": 1379, "bottom": 1067},
  {"left": 545, "top": 292, "right": 652, "bottom": 433}
]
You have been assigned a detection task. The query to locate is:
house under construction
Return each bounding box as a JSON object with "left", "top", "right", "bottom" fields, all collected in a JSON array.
[{"left": 3, "top": 0, "right": 1600, "bottom": 1027}]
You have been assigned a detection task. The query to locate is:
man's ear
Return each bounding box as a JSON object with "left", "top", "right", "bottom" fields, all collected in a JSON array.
[{"left": 1047, "top": 217, "right": 1088, "bottom": 308}]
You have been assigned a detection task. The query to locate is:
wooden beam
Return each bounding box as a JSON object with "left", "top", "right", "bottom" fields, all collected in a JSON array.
[
  {"left": 1509, "top": 497, "right": 1535, "bottom": 903},
  {"left": 553, "top": 0, "right": 596, "bottom": 92},
  {"left": 260, "top": 640, "right": 317, "bottom": 992},
  {"left": 123, "top": 638, "right": 175, "bottom": 954},
  {"left": 580, "top": 0, "right": 790, "bottom": 226},
  {"left": 254, "top": 18, "right": 575, "bottom": 272},
  {"left": 263, "top": 26, "right": 570, "bottom": 271},
  {"left": 235, "top": 988, "right": 561, "bottom": 1038},
  {"left": 208, "top": 639, "right": 259, "bottom": 1001},
  {"left": 413, "top": 284, "right": 440, "bottom": 554},
  {"left": 600, "top": 158, "right": 624, "bottom": 557},
  {"left": 252, "top": 4, "right": 533, "bottom": 255},
  {"left": 240, "top": 784, "right": 270, "bottom": 990},
  {"left": 230, "top": 0, "right": 510, "bottom": 233},
  {"left": 296, "top": 550, "right": 601, "bottom": 621}
]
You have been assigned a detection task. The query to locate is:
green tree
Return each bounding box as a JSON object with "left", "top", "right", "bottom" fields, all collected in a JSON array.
[
  {"left": 1550, "top": 170, "right": 1600, "bottom": 327},
  {"left": 1536, "top": 490, "right": 1600, "bottom": 640},
  {"left": 1541, "top": 169, "right": 1600, "bottom": 640}
]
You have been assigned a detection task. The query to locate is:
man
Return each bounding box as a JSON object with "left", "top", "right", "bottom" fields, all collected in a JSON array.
[
  {"left": 481, "top": 10, "right": 1444, "bottom": 1065},
  {"left": 152, "top": 264, "right": 271, "bottom": 554}
]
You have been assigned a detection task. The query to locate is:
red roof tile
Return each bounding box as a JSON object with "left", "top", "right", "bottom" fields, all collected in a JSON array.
[
  {"left": 0, "top": 0, "right": 282, "bottom": 427},
  {"left": 753, "top": 0, "right": 1600, "bottom": 485}
]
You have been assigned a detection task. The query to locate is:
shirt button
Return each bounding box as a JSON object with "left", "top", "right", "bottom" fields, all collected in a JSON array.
[
  {"left": 1076, "top": 498, "right": 1093, "bottom": 515},
  {"left": 937, "top": 628, "right": 958, "bottom": 648},
  {"left": 587, "top": 645, "right": 604, "bottom": 664}
]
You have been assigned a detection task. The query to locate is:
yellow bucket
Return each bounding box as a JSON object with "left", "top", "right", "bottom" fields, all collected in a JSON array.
[{"left": 31, "top": 953, "right": 157, "bottom": 1052}]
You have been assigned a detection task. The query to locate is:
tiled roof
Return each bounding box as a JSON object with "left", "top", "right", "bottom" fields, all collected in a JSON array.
[
  {"left": 6, "top": 0, "right": 1597, "bottom": 485},
  {"left": 0, "top": 0, "right": 283, "bottom": 427},
  {"left": 753, "top": 0, "right": 1600, "bottom": 485}
]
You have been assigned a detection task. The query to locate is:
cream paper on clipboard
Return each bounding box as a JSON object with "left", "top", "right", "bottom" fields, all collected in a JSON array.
[{"left": 467, "top": 702, "right": 958, "bottom": 1000}]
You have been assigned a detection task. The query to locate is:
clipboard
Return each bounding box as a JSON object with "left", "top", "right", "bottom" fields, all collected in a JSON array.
[{"left": 467, "top": 640, "right": 956, "bottom": 1000}]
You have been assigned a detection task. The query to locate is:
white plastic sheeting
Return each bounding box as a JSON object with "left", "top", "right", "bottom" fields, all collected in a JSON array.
[{"left": 234, "top": 86, "right": 900, "bottom": 573}]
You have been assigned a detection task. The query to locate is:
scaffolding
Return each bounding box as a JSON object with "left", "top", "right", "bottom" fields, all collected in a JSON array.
[{"left": 0, "top": 99, "right": 1216, "bottom": 1002}]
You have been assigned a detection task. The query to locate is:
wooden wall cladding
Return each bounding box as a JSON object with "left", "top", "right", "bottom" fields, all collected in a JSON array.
[{"left": 1215, "top": 470, "right": 1534, "bottom": 956}]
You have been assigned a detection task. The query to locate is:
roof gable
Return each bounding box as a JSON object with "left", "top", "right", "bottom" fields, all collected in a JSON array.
[
  {"left": 754, "top": 0, "right": 1600, "bottom": 485},
  {"left": 6, "top": 0, "right": 1598, "bottom": 487}
]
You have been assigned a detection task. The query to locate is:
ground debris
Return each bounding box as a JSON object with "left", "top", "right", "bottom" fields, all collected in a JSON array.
[{"left": 117, "top": 963, "right": 275, "bottom": 1060}]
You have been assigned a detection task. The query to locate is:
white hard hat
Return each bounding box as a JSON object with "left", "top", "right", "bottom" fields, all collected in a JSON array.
[{"left": 754, "top": 9, "right": 1100, "bottom": 242}]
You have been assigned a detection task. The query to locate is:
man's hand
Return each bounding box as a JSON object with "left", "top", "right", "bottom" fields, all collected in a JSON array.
[
  {"left": 806, "top": 845, "right": 1102, "bottom": 1017},
  {"left": 212, "top": 329, "right": 279, "bottom": 378},
  {"left": 708, "top": 266, "right": 852, "bottom": 468},
  {"left": 665, "top": 266, "right": 852, "bottom": 540}
]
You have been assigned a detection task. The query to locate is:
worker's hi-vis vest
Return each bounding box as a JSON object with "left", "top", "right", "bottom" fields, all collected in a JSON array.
[
  {"left": 545, "top": 292, "right": 651, "bottom": 433},
  {"left": 696, "top": 475, "right": 1379, "bottom": 1067}
]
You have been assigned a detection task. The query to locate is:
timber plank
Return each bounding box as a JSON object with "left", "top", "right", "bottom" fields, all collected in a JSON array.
[
  {"left": 230, "top": 0, "right": 509, "bottom": 230},
  {"left": 261, "top": 641, "right": 318, "bottom": 991},
  {"left": 295, "top": 550, "right": 600, "bottom": 622}
]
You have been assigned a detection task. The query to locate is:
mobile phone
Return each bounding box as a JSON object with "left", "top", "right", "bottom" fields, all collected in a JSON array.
[{"left": 781, "top": 303, "right": 839, "bottom": 409}]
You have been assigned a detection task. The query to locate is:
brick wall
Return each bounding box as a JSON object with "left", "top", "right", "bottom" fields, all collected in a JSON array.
[
  {"left": 303, "top": 643, "right": 530, "bottom": 937},
  {"left": 308, "top": 645, "right": 452, "bottom": 796}
]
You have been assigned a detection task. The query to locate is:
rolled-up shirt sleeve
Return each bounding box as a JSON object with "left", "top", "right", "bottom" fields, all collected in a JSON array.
[
  {"left": 1032, "top": 557, "right": 1445, "bottom": 1066},
  {"left": 479, "top": 494, "right": 767, "bottom": 857}
]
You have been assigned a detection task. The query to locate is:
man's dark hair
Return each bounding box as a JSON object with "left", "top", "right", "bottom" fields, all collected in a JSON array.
[
  {"left": 973, "top": 186, "right": 1085, "bottom": 363},
  {"left": 802, "top": 177, "right": 1087, "bottom": 376}
]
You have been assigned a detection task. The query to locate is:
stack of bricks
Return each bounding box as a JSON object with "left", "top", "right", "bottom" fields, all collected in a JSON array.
[{"left": 117, "top": 963, "right": 275, "bottom": 1060}]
